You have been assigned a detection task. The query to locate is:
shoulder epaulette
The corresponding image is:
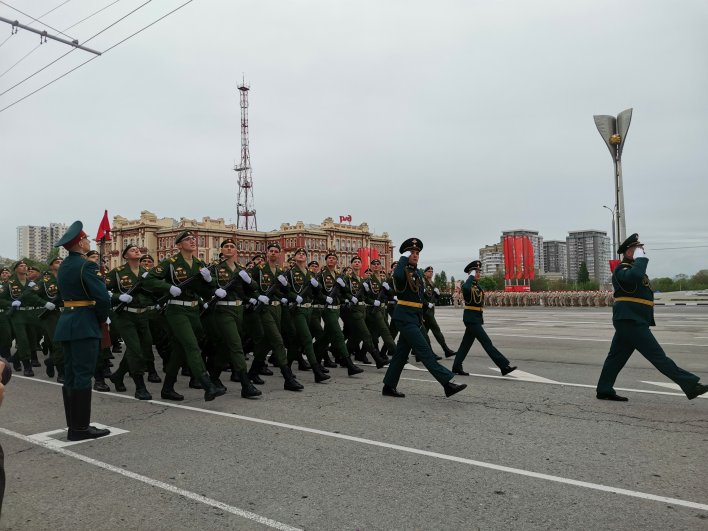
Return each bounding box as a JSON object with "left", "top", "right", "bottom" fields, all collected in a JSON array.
[
  {"left": 117, "top": 265, "right": 125, "bottom": 271},
  {"left": 169, "top": 257, "right": 177, "bottom": 263}
]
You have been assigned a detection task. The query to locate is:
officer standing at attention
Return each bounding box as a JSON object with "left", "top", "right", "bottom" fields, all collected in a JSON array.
[
  {"left": 382, "top": 238, "right": 466, "bottom": 398},
  {"left": 451, "top": 260, "right": 517, "bottom": 377},
  {"left": 596, "top": 234, "right": 708, "bottom": 401},
  {"left": 53, "top": 221, "right": 111, "bottom": 441}
]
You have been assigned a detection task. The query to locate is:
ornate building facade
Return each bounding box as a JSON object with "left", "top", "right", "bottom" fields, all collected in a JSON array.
[{"left": 107, "top": 211, "right": 393, "bottom": 270}]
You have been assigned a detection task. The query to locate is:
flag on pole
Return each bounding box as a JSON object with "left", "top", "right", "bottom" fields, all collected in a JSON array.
[{"left": 96, "top": 210, "right": 111, "bottom": 241}]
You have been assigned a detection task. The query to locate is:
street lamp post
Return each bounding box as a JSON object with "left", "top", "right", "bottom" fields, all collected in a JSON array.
[
  {"left": 593, "top": 109, "right": 633, "bottom": 245},
  {"left": 602, "top": 204, "right": 616, "bottom": 253}
]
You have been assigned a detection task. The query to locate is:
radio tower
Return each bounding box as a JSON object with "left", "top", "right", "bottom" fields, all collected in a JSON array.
[{"left": 235, "top": 77, "right": 257, "bottom": 230}]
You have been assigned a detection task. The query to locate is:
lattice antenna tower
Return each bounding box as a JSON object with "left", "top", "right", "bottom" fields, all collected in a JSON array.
[{"left": 235, "top": 77, "right": 257, "bottom": 230}]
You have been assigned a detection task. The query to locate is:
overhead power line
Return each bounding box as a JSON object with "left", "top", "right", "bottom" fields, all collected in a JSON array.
[
  {"left": 0, "top": 0, "right": 76, "bottom": 41},
  {"left": 0, "top": 0, "right": 196, "bottom": 114},
  {"left": 0, "top": 0, "right": 72, "bottom": 48}
]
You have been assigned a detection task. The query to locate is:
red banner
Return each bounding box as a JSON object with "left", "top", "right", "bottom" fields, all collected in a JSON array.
[
  {"left": 609, "top": 259, "right": 621, "bottom": 273},
  {"left": 524, "top": 237, "right": 535, "bottom": 280},
  {"left": 96, "top": 210, "right": 111, "bottom": 241},
  {"left": 503, "top": 236, "right": 512, "bottom": 279},
  {"left": 514, "top": 236, "right": 523, "bottom": 279}
]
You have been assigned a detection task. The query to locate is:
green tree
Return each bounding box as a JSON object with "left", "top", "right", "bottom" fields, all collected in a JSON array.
[
  {"left": 577, "top": 262, "right": 590, "bottom": 283},
  {"left": 530, "top": 275, "right": 549, "bottom": 291},
  {"left": 651, "top": 277, "right": 675, "bottom": 292},
  {"left": 478, "top": 276, "right": 497, "bottom": 291},
  {"left": 689, "top": 270, "right": 708, "bottom": 290}
]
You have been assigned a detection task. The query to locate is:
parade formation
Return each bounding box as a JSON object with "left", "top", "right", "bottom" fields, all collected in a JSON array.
[{"left": 1, "top": 223, "right": 707, "bottom": 444}]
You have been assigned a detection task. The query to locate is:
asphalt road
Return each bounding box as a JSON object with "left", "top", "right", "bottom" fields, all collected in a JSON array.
[{"left": 1, "top": 306, "right": 707, "bottom": 530}]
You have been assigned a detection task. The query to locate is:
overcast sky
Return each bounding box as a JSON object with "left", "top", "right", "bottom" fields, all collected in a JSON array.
[{"left": 1, "top": 0, "right": 707, "bottom": 278}]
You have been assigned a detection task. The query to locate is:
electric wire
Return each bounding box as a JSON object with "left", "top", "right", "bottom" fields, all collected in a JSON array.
[
  {"left": 0, "top": 0, "right": 76, "bottom": 40},
  {"left": 0, "top": 0, "right": 72, "bottom": 48}
]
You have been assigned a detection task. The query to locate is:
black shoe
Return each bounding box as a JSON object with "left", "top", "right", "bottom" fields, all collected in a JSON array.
[
  {"left": 318, "top": 363, "right": 330, "bottom": 374},
  {"left": 147, "top": 370, "right": 162, "bottom": 383},
  {"left": 237, "top": 371, "right": 262, "bottom": 399},
  {"left": 444, "top": 381, "right": 467, "bottom": 398},
  {"left": 323, "top": 358, "right": 338, "bottom": 368},
  {"left": 370, "top": 348, "right": 390, "bottom": 369},
  {"left": 281, "top": 366, "right": 304, "bottom": 391},
  {"left": 57, "top": 373, "right": 65, "bottom": 384},
  {"left": 312, "top": 364, "right": 331, "bottom": 383},
  {"left": 109, "top": 373, "right": 127, "bottom": 392},
  {"left": 161, "top": 375, "right": 184, "bottom": 401},
  {"left": 45, "top": 359, "right": 55, "bottom": 378},
  {"left": 200, "top": 372, "right": 225, "bottom": 401},
  {"left": 443, "top": 346, "right": 456, "bottom": 358},
  {"left": 344, "top": 357, "right": 364, "bottom": 376},
  {"left": 259, "top": 364, "right": 274, "bottom": 376},
  {"left": 382, "top": 385, "right": 405, "bottom": 398},
  {"left": 434, "top": 354, "right": 443, "bottom": 361},
  {"left": 686, "top": 383, "right": 708, "bottom": 400},
  {"left": 210, "top": 377, "right": 227, "bottom": 394},
  {"left": 93, "top": 378, "right": 110, "bottom": 392},
  {"left": 132, "top": 375, "right": 153, "bottom": 400},
  {"left": 23, "top": 367, "right": 35, "bottom": 377},
  {"left": 501, "top": 366, "right": 517, "bottom": 376},
  {"left": 248, "top": 360, "right": 266, "bottom": 384},
  {"left": 189, "top": 376, "right": 203, "bottom": 389},
  {"left": 68, "top": 425, "right": 111, "bottom": 441},
  {"left": 354, "top": 351, "right": 372, "bottom": 365},
  {"left": 452, "top": 366, "right": 469, "bottom": 376},
  {"left": 596, "top": 393, "right": 628, "bottom": 401}
]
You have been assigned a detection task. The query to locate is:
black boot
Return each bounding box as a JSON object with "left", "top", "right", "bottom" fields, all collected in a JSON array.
[
  {"left": 443, "top": 344, "right": 456, "bottom": 358},
  {"left": 281, "top": 365, "right": 304, "bottom": 391},
  {"left": 297, "top": 352, "right": 311, "bottom": 371},
  {"left": 343, "top": 356, "right": 364, "bottom": 376},
  {"left": 318, "top": 362, "right": 329, "bottom": 373},
  {"left": 452, "top": 365, "right": 469, "bottom": 376},
  {"left": 238, "top": 370, "right": 262, "bottom": 399},
  {"left": 443, "top": 381, "right": 467, "bottom": 398},
  {"left": 45, "top": 358, "right": 55, "bottom": 378},
  {"left": 322, "top": 350, "right": 338, "bottom": 368},
  {"left": 56, "top": 367, "right": 65, "bottom": 384},
  {"left": 248, "top": 360, "right": 265, "bottom": 385},
  {"left": 354, "top": 348, "right": 372, "bottom": 365},
  {"left": 108, "top": 371, "right": 126, "bottom": 392},
  {"left": 93, "top": 371, "right": 110, "bottom": 392},
  {"left": 12, "top": 355, "right": 21, "bottom": 372},
  {"left": 382, "top": 384, "right": 405, "bottom": 398},
  {"left": 189, "top": 376, "right": 203, "bottom": 389},
  {"left": 132, "top": 374, "right": 152, "bottom": 400},
  {"left": 160, "top": 374, "right": 184, "bottom": 401},
  {"left": 31, "top": 350, "right": 41, "bottom": 367},
  {"left": 67, "top": 388, "right": 110, "bottom": 441},
  {"left": 199, "top": 371, "right": 225, "bottom": 401},
  {"left": 61, "top": 387, "right": 71, "bottom": 429},
  {"left": 312, "top": 362, "right": 330, "bottom": 383},
  {"left": 368, "top": 347, "right": 390, "bottom": 369},
  {"left": 22, "top": 360, "right": 34, "bottom": 377},
  {"left": 147, "top": 364, "right": 162, "bottom": 383},
  {"left": 209, "top": 369, "right": 227, "bottom": 394},
  {"left": 259, "top": 361, "right": 274, "bottom": 376}
]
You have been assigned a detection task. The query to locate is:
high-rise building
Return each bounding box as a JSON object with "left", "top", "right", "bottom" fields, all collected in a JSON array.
[
  {"left": 501, "top": 229, "right": 544, "bottom": 275},
  {"left": 479, "top": 242, "right": 504, "bottom": 276},
  {"left": 566, "top": 230, "right": 611, "bottom": 285},
  {"left": 16, "top": 223, "right": 68, "bottom": 262},
  {"left": 543, "top": 240, "right": 568, "bottom": 278}
]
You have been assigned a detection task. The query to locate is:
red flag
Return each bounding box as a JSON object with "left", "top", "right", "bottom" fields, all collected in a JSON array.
[
  {"left": 515, "top": 237, "right": 523, "bottom": 279},
  {"left": 96, "top": 210, "right": 111, "bottom": 241},
  {"left": 524, "top": 237, "right": 535, "bottom": 280},
  {"left": 609, "top": 259, "right": 621, "bottom": 272},
  {"left": 503, "top": 236, "right": 511, "bottom": 280}
]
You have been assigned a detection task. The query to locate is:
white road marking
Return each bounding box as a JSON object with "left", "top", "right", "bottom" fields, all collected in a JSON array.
[
  {"left": 8, "top": 376, "right": 708, "bottom": 511},
  {"left": 403, "top": 363, "right": 427, "bottom": 371},
  {"left": 0, "top": 427, "right": 302, "bottom": 531},
  {"left": 490, "top": 333, "right": 708, "bottom": 348},
  {"left": 27, "top": 423, "right": 129, "bottom": 449},
  {"left": 487, "top": 368, "right": 560, "bottom": 383},
  {"left": 641, "top": 381, "right": 682, "bottom": 391}
]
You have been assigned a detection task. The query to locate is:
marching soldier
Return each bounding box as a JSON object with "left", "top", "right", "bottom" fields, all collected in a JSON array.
[
  {"left": 596, "top": 234, "right": 708, "bottom": 401},
  {"left": 53, "top": 221, "right": 111, "bottom": 441},
  {"left": 451, "top": 260, "right": 517, "bottom": 377},
  {"left": 363, "top": 258, "right": 397, "bottom": 362},
  {"left": 422, "top": 266, "right": 456, "bottom": 358},
  {"left": 144, "top": 230, "right": 226, "bottom": 401},
  {"left": 140, "top": 254, "right": 169, "bottom": 381},
  {"left": 307, "top": 260, "right": 333, "bottom": 369},
  {"left": 382, "top": 239, "right": 466, "bottom": 398},
  {"left": 0, "top": 270, "right": 12, "bottom": 363},
  {"left": 35, "top": 257, "right": 64, "bottom": 381}
]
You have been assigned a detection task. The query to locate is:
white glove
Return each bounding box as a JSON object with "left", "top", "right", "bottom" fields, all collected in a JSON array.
[
  {"left": 310, "top": 278, "right": 319, "bottom": 287},
  {"left": 374, "top": 300, "right": 381, "bottom": 307},
  {"left": 281, "top": 297, "right": 288, "bottom": 304},
  {"left": 28, "top": 281, "right": 36, "bottom": 288},
  {"left": 277, "top": 274, "right": 288, "bottom": 286},
  {"left": 295, "top": 295, "right": 303, "bottom": 304},
  {"left": 249, "top": 298, "right": 257, "bottom": 305},
  {"left": 382, "top": 282, "right": 390, "bottom": 290},
  {"left": 44, "top": 302, "right": 56, "bottom": 311},
  {"left": 238, "top": 270, "right": 252, "bottom": 284},
  {"left": 393, "top": 296, "right": 398, "bottom": 301},
  {"left": 428, "top": 302, "right": 434, "bottom": 309},
  {"left": 351, "top": 296, "right": 358, "bottom": 304},
  {"left": 215, "top": 288, "right": 227, "bottom": 299},
  {"left": 11, "top": 300, "right": 21, "bottom": 308},
  {"left": 401, "top": 251, "right": 411, "bottom": 258},
  {"left": 118, "top": 293, "right": 133, "bottom": 303},
  {"left": 362, "top": 282, "right": 370, "bottom": 292},
  {"left": 258, "top": 295, "right": 270, "bottom": 304},
  {"left": 105, "top": 316, "right": 111, "bottom": 325},
  {"left": 434, "top": 288, "right": 440, "bottom": 295},
  {"left": 633, "top": 247, "right": 647, "bottom": 259},
  {"left": 169, "top": 285, "right": 182, "bottom": 297},
  {"left": 326, "top": 296, "right": 334, "bottom": 304},
  {"left": 203, "top": 303, "right": 209, "bottom": 309},
  {"left": 336, "top": 277, "right": 346, "bottom": 287},
  {"left": 199, "top": 267, "right": 212, "bottom": 282},
  {"left": 141, "top": 271, "right": 149, "bottom": 278}
]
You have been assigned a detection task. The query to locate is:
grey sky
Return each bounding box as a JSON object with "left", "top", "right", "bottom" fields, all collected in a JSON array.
[{"left": 2, "top": 0, "right": 707, "bottom": 278}]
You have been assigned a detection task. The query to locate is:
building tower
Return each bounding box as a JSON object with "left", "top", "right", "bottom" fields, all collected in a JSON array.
[{"left": 235, "top": 78, "right": 257, "bottom": 230}]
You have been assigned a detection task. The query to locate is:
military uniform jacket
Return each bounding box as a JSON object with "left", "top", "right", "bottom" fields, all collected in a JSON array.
[
  {"left": 144, "top": 253, "right": 213, "bottom": 302},
  {"left": 343, "top": 272, "right": 365, "bottom": 305},
  {"left": 286, "top": 265, "right": 315, "bottom": 304},
  {"left": 612, "top": 257, "right": 654, "bottom": 326},
  {"left": 36, "top": 271, "right": 62, "bottom": 307},
  {"left": 423, "top": 278, "right": 439, "bottom": 309},
  {"left": 462, "top": 276, "right": 485, "bottom": 325},
  {"left": 106, "top": 265, "right": 154, "bottom": 309},
  {"left": 1, "top": 274, "right": 45, "bottom": 312},
  {"left": 316, "top": 267, "right": 345, "bottom": 306},
  {"left": 214, "top": 262, "right": 253, "bottom": 302},
  {"left": 391, "top": 255, "right": 424, "bottom": 324},
  {"left": 363, "top": 272, "right": 387, "bottom": 309},
  {"left": 250, "top": 262, "right": 285, "bottom": 302},
  {"left": 54, "top": 251, "right": 111, "bottom": 341}
]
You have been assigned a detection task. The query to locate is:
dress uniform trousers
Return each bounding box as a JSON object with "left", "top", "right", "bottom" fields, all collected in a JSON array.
[
  {"left": 9, "top": 312, "right": 33, "bottom": 364},
  {"left": 597, "top": 320, "right": 700, "bottom": 396},
  {"left": 163, "top": 305, "right": 208, "bottom": 378},
  {"left": 112, "top": 311, "right": 152, "bottom": 377},
  {"left": 423, "top": 309, "right": 446, "bottom": 349},
  {"left": 288, "top": 306, "right": 319, "bottom": 367},
  {"left": 320, "top": 307, "right": 350, "bottom": 360},
  {"left": 207, "top": 305, "right": 248, "bottom": 373},
  {"left": 454, "top": 323, "right": 510, "bottom": 370},
  {"left": 62, "top": 337, "right": 100, "bottom": 389},
  {"left": 253, "top": 304, "right": 287, "bottom": 366},
  {"left": 366, "top": 307, "right": 396, "bottom": 354}
]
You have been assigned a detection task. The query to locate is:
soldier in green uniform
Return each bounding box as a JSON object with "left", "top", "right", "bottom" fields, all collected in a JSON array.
[
  {"left": 314, "top": 252, "right": 363, "bottom": 376},
  {"left": 144, "top": 230, "right": 226, "bottom": 401},
  {"left": 84, "top": 250, "right": 112, "bottom": 391},
  {"left": 307, "top": 260, "right": 332, "bottom": 370},
  {"left": 26, "top": 265, "right": 45, "bottom": 368},
  {"left": 246, "top": 243, "right": 304, "bottom": 391},
  {"left": 105, "top": 244, "right": 155, "bottom": 400},
  {"left": 382, "top": 238, "right": 466, "bottom": 398},
  {"left": 0, "top": 269, "right": 14, "bottom": 363},
  {"left": 363, "top": 258, "right": 397, "bottom": 362},
  {"left": 451, "top": 260, "right": 517, "bottom": 376},
  {"left": 342, "top": 256, "right": 388, "bottom": 369},
  {"left": 35, "top": 257, "right": 64, "bottom": 381},
  {"left": 53, "top": 221, "right": 111, "bottom": 441},
  {"left": 421, "top": 266, "right": 456, "bottom": 357},
  {"left": 386, "top": 261, "right": 399, "bottom": 340},
  {"left": 140, "top": 254, "right": 168, "bottom": 381},
  {"left": 284, "top": 248, "right": 329, "bottom": 383},
  {"left": 2, "top": 260, "right": 48, "bottom": 376},
  {"left": 202, "top": 238, "right": 261, "bottom": 398},
  {"left": 596, "top": 234, "right": 708, "bottom": 401}
]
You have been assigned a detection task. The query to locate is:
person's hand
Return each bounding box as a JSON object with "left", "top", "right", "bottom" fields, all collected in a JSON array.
[
  {"left": 382, "top": 282, "right": 390, "bottom": 290},
  {"left": 401, "top": 251, "right": 411, "bottom": 258},
  {"left": 249, "top": 298, "right": 258, "bottom": 305},
  {"left": 118, "top": 293, "right": 133, "bottom": 304},
  {"left": 238, "top": 270, "right": 252, "bottom": 284},
  {"left": 434, "top": 288, "right": 440, "bottom": 296},
  {"left": 351, "top": 296, "right": 358, "bottom": 304},
  {"left": 44, "top": 302, "right": 56, "bottom": 311},
  {"left": 295, "top": 295, "right": 303, "bottom": 304},
  {"left": 374, "top": 300, "right": 381, "bottom": 307},
  {"left": 281, "top": 298, "right": 289, "bottom": 305},
  {"left": 215, "top": 288, "right": 227, "bottom": 299},
  {"left": 203, "top": 303, "right": 209, "bottom": 310},
  {"left": 11, "top": 300, "right": 21, "bottom": 308},
  {"left": 363, "top": 282, "right": 370, "bottom": 292},
  {"left": 633, "top": 246, "right": 647, "bottom": 259},
  {"left": 199, "top": 267, "right": 212, "bottom": 282},
  {"left": 336, "top": 278, "right": 346, "bottom": 287},
  {"left": 258, "top": 295, "right": 270, "bottom": 304},
  {"left": 310, "top": 278, "right": 319, "bottom": 287},
  {"left": 169, "top": 285, "right": 182, "bottom": 297},
  {"left": 428, "top": 302, "right": 434, "bottom": 309},
  {"left": 277, "top": 274, "right": 288, "bottom": 286},
  {"left": 325, "top": 296, "right": 334, "bottom": 305},
  {"left": 393, "top": 296, "right": 398, "bottom": 301}
]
